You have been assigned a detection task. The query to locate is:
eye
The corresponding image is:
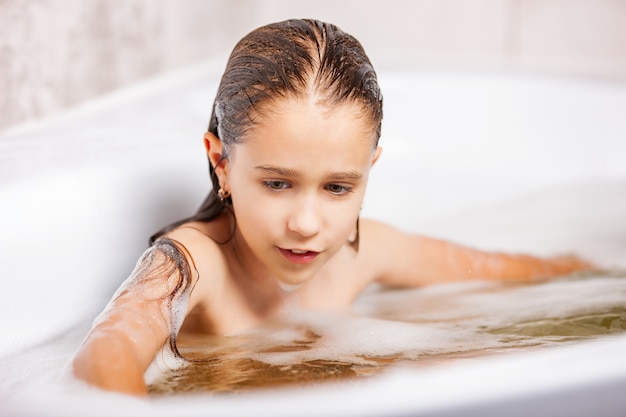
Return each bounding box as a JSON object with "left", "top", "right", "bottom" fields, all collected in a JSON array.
[
  {"left": 325, "top": 183, "right": 352, "bottom": 196},
  {"left": 263, "top": 180, "right": 290, "bottom": 191}
]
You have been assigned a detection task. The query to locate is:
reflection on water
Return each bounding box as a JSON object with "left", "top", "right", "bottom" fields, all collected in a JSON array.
[
  {"left": 490, "top": 306, "right": 626, "bottom": 339},
  {"left": 149, "top": 357, "right": 376, "bottom": 395},
  {"left": 148, "top": 271, "right": 626, "bottom": 395}
]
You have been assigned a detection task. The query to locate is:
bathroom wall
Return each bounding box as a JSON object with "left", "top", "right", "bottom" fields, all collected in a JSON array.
[
  {"left": 1, "top": 0, "right": 625, "bottom": 131},
  {"left": 0, "top": 0, "right": 253, "bottom": 131}
]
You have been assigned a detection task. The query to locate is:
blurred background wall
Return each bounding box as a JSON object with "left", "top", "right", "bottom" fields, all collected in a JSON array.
[{"left": 1, "top": 0, "right": 625, "bottom": 131}]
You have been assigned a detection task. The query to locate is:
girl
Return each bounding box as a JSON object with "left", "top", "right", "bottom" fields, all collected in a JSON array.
[{"left": 72, "top": 19, "right": 591, "bottom": 396}]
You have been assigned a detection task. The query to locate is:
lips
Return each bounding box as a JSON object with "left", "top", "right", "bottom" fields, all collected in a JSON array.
[{"left": 278, "top": 248, "right": 320, "bottom": 264}]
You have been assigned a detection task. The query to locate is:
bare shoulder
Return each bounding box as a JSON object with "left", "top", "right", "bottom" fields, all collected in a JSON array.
[
  {"left": 359, "top": 218, "right": 412, "bottom": 249},
  {"left": 359, "top": 218, "right": 404, "bottom": 237},
  {"left": 358, "top": 218, "right": 416, "bottom": 281},
  {"left": 161, "top": 220, "right": 229, "bottom": 309}
]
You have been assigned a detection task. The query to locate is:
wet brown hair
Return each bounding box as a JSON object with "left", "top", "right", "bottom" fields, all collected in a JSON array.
[{"left": 151, "top": 18, "right": 383, "bottom": 244}]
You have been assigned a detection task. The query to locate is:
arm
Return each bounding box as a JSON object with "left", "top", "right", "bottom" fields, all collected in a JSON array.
[
  {"left": 72, "top": 238, "right": 197, "bottom": 396},
  {"left": 363, "top": 219, "right": 593, "bottom": 287}
]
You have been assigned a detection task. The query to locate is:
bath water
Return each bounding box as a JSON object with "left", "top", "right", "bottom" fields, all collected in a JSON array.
[{"left": 147, "top": 271, "right": 626, "bottom": 395}]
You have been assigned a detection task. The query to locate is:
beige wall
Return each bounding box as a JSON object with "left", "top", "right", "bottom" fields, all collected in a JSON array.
[
  {"left": 0, "top": 0, "right": 253, "bottom": 131},
  {"left": 1, "top": 0, "right": 625, "bottom": 131}
]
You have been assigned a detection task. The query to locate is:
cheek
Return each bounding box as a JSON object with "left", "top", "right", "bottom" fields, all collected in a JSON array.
[
  {"left": 324, "top": 199, "right": 362, "bottom": 236},
  {"left": 229, "top": 182, "right": 283, "bottom": 236}
]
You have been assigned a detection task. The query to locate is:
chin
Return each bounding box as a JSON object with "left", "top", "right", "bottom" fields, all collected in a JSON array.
[{"left": 275, "top": 280, "right": 305, "bottom": 292}]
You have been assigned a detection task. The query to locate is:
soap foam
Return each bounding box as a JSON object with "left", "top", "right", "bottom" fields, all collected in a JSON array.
[{"left": 146, "top": 273, "right": 626, "bottom": 378}]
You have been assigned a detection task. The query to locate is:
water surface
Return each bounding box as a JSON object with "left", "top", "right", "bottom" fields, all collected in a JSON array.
[{"left": 148, "top": 271, "right": 626, "bottom": 395}]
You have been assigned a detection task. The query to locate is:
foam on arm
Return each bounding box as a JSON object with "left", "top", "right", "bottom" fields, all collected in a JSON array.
[{"left": 72, "top": 238, "right": 197, "bottom": 395}]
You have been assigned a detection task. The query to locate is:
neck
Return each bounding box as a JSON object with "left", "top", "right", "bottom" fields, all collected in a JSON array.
[{"left": 225, "top": 226, "right": 288, "bottom": 313}]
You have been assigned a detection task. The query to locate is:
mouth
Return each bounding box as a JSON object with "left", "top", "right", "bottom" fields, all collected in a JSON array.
[{"left": 278, "top": 248, "right": 320, "bottom": 264}]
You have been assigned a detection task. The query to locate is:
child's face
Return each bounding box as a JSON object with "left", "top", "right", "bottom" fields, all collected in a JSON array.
[{"left": 223, "top": 97, "right": 381, "bottom": 289}]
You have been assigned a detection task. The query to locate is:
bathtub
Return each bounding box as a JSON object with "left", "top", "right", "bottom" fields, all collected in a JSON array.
[{"left": 1, "top": 59, "right": 626, "bottom": 416}]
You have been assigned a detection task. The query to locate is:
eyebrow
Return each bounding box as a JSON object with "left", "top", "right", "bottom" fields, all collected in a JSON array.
[{"left": 254, "top": 165, "right": 363, "bottom": 180}]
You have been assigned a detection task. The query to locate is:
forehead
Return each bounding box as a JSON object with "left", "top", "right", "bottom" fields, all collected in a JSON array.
[{"left": 232, "top": 98, "right": 375, "bottom": 170}]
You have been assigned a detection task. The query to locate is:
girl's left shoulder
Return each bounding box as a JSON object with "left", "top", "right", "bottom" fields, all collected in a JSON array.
[
  {"left": 357, "top": 218, "right": 416, "bottom": 277},
  {"left": 359, "top": 218, "right": 412, "bottom": 249}
]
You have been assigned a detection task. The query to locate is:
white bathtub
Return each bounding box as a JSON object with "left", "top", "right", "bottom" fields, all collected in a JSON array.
[{"left": 1, "top": 60, "right": 626, "bottom": 416}]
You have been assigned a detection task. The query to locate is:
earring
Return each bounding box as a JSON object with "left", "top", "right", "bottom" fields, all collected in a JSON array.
[{"left": 217, "top": 188, "right": 231, "bottom": 203}]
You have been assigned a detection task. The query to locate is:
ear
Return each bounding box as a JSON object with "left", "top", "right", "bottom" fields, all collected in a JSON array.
[
  {"left": 370, "top": 146, "right": 383, "bottom": 167},
  {"left": 204, "top": 132, "right": 229, "bottom": 180}
]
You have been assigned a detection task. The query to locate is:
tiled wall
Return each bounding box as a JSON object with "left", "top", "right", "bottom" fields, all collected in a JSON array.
[
  {"left": 245, "top": 0, "right": 626, "bottom": 76},
  {"left": 1, "top": 0, "right": 625, "bottom": 131},
  {"left": 0, "top": 0, "right": 252, "bottom": 131}
]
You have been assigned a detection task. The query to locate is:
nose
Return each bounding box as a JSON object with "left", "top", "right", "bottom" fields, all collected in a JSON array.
[{"left": 287, "top": 195, "right": 322, "bottom": 238}]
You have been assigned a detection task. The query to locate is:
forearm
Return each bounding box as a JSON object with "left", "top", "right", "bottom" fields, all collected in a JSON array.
[
  {"left": 424, "top": 238, "right": 591, "bottom": 283},
  {"left": 72, "top": 330, "right": 149, "bottom": 396},
  {"left": 473, "top": 251, "right": 592, "bottom": 282}
]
